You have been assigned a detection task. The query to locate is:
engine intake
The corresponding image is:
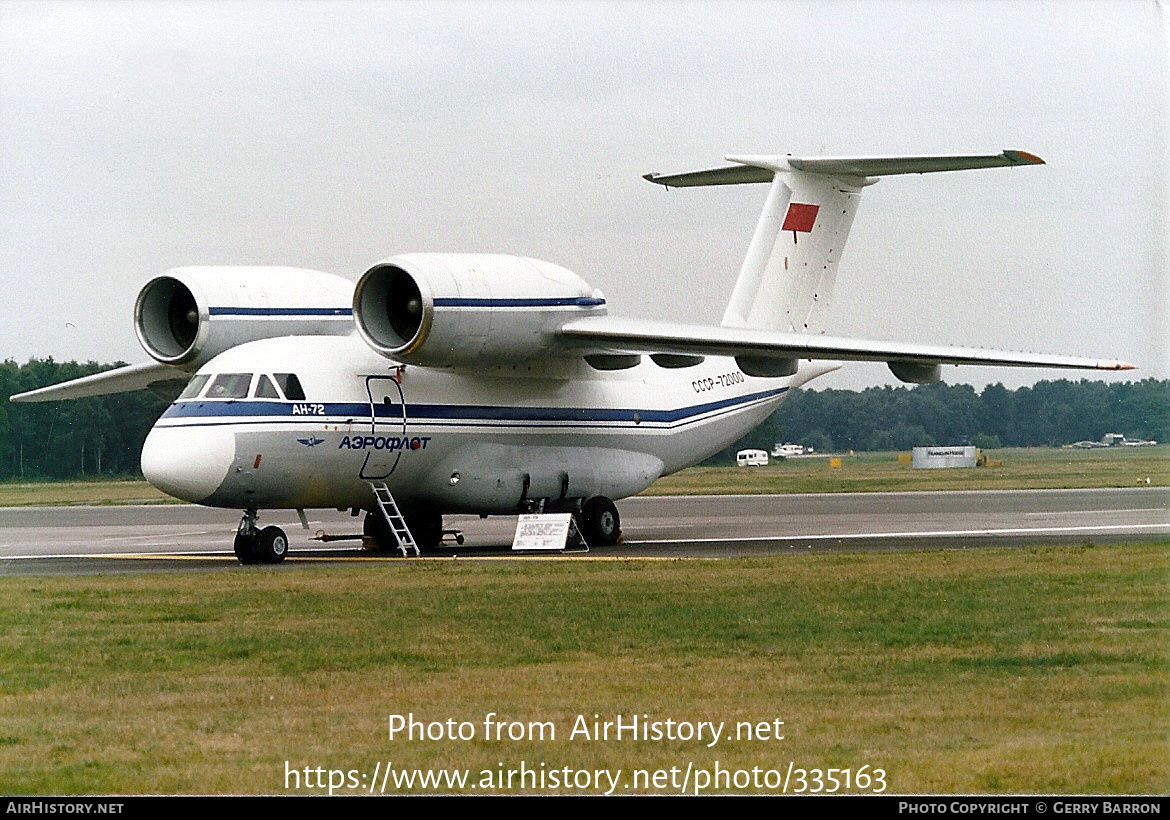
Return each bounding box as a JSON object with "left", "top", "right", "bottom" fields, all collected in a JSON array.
[
  {"left": 354, "top": 254, "right": 606, "bottom": 367},
  {"left": 134, "top": 267, "right": 354, "bottom": 367}
]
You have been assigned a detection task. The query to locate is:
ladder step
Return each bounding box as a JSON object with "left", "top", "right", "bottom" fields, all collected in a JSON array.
[{"left": 368, "top": 482, "right": 418, "bottom": 557}]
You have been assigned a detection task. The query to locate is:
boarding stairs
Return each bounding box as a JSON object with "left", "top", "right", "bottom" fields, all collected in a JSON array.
[{"left": 369, "top": 482, "right": 419, "bottom": 557}]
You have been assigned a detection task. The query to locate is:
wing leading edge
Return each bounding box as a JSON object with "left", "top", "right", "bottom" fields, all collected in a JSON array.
[
  {"left": 9, "top": 362, "right": 188, "bottom": 403},
  {"left": 559, "top": 316, "right": 1134, "bottom": 373}
]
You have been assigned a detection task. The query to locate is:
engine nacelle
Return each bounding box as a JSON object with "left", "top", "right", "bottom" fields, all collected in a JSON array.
[
  {"left": 134, "top": 267, "right": 354, "bottom": 367},
  {"left": 353, "top": 253, "right": 606, "bottom": 367}
]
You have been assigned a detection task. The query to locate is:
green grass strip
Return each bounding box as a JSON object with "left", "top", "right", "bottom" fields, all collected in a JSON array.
[{"left": 0, "top": 543, "right": 1165, "bottom": 793}]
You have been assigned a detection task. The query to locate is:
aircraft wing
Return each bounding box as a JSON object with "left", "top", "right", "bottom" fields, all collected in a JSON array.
[
  {"left": 9, "top": 362, "right": 189, "bottom": 403},
  {"left": 558, "top": 316, "right": 1135, "bottom": 372}
]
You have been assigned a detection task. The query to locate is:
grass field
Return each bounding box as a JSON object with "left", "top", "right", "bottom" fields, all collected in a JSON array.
[
  {"left": 1, "top": 544, "right": 1166, "bottom": 794},
  {"left": 647, "top": 446, "right": 1170, "bottom": 495},
  {"left": 0, "top": 479, "right": 172, "bottom": 507},
  {"left": 1, "top": 446, "right": 1167, "bottom": 506}
]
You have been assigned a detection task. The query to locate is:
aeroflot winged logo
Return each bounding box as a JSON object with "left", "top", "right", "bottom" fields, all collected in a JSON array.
[
  {"left": 782, "top": 202, "right": 819, "bottom": 234},
  {"left": 297, "top": 436, "right": 325, "bottom": 448}
]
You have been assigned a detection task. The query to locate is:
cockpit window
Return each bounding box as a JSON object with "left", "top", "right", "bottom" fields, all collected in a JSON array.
[
  {"left": 274, "top": 373, "right": 305, "bottom": 401},
  {"left": 206, "top": 373, "right": 252, "bottom": 399},
  {"left": 255, "top": 375, "right": 281, "bottom": 399},
  {"left": 178, "top": 374, "right": 210, "bottom": 400}
]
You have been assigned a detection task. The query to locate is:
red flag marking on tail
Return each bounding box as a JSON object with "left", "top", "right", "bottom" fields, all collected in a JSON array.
[{"left": 782, "top": 202, "right": 819, "bottom": 232}]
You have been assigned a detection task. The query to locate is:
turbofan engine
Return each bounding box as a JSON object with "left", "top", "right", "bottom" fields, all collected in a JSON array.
[
  {"left": 134, "top": 266, "right": 355, "bottom": 368},
  {"left": 353, "top": 253, "right": 607, "bottom": 367}
]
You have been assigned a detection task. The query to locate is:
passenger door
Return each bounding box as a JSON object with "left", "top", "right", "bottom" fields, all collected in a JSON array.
[{"left": 358, "top": 374, "right": 407, "bottom": 480}]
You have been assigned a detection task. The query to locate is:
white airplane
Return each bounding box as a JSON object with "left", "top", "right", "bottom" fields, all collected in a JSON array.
[{"left": 12, "top": 151, "right": 1133, "bottom": 563}]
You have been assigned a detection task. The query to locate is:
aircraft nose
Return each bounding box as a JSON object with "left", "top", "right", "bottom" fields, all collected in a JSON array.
[{"left": 141, "top": 424, "right": 234, "bottom": 503}]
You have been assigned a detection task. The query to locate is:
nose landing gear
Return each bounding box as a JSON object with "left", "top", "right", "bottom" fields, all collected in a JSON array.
[{"left": 234, "top": 508, "right": 288, "bottom": 564}]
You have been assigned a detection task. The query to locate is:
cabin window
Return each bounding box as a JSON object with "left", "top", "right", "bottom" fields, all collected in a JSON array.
[
  {"left": 255, "top": 375, "right": 282, "bottom": 399},
  {"left": 206, "top": 373, "right": 252, "bottom": 399},
  {"left": 178, "top": 374, "right": 210, "bottom": 400},
  {"left": 274, "top": 373, "right": 306, "bottom": 400}
]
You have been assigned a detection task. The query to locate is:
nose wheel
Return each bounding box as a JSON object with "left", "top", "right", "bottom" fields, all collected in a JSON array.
[{"left": 234, "top": 509, "right": 288, "bottom": 564}]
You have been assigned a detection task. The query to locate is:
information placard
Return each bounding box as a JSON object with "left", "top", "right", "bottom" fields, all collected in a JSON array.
[{"left": 512, "top": 513, "right": 574, "bottom": 551}]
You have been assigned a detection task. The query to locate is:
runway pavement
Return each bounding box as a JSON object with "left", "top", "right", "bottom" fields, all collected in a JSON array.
[{"left": 1, "top": 487, "right": 1166, "bottom": 575}]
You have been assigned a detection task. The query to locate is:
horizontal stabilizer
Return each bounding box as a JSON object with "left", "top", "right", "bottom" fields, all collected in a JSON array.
[
  {"left": 643, "top": 164, "right": 773, "bottom": 188},
  {"left": 10, "top": 362, "right": 188, "bottom": 403},
  {"left": 644, "top": 150, "right": 1044, "bottom": 187},
  {"left": 559, "top": 316, "right": 1134, "bottom": 372},
  {"left": 787, "top": 150, "right": 1044, "bottom": 177}
]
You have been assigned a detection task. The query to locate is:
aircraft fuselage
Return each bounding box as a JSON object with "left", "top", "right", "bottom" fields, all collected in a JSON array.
[{"left": 141, "top": 334, "right": 809, "bottom": 515}]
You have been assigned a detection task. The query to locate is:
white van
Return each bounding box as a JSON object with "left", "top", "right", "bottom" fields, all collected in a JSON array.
[
  {"left": 736, "top": 449, "right": 769, "bottom": 467},
  {"left": 771, "top": 442, "right": 806, "bottom": 458}
]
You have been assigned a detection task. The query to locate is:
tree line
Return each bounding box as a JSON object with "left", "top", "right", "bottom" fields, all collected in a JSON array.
[
  {"left": 718, "top": 378, "right": 1169, "bottom": 462},
  {"left": 0, "top": 358, "right": 1166, "bottom": 479},
  {"left": 0, "top": 359, "right": 178, "bottom": 479}
]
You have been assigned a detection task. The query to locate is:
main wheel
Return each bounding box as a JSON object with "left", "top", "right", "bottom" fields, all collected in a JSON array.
[
  {"left": 580, "top": 496, "right": 621, "bottom": 546},
  {"left": 404, "top": 506, "right": 443, "bottom": 553},
  {"left": 363, "top": 512, "right": 396, "bottom": 553},
  {"left": 256, "top": 525, "right": 289, "bottom": 564},
  {"left": 364, "top": 508, "right": 443, "bottom": 555}
]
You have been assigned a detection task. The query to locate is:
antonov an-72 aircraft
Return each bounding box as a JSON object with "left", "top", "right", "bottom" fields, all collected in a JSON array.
[{"left": 13, "top": 151, "right": 1133, "bottom": 563}]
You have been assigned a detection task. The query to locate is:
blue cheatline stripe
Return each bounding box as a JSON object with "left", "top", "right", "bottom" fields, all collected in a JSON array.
[
  {"left": 206, "top": 301, "right": 603, "bottom": 315},
  {"left": 207, "top": 307, "right": 353, "bottom": 316},
  {"left": 433, "top": 297, "right": 606, "bottom": 308},
  {"left": 158, "top": 387, "right": 787, "bottom": 425}
]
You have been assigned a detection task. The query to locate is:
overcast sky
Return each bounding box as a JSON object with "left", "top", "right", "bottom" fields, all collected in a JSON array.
[{"left": 1, "top": 0, "right": 1165, "bottom": 390}]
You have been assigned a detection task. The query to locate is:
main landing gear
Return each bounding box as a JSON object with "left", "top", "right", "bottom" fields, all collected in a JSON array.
[
  {"left": 361, "top": 497, "right": 620, "bottom": 552},
  {"left": 363, "top": 504, "right": 444, "bottom": 555},
  {"left": 579, "top": 496, "right": 621, "bottom": 546},
  {"left": 234, "top": 508, "right": 288, "bottom": 565}
]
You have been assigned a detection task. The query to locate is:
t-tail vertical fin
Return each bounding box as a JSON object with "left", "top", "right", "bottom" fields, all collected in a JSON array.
[{"left": 718, "top": 157, "right": 864, "bottom": 334}]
